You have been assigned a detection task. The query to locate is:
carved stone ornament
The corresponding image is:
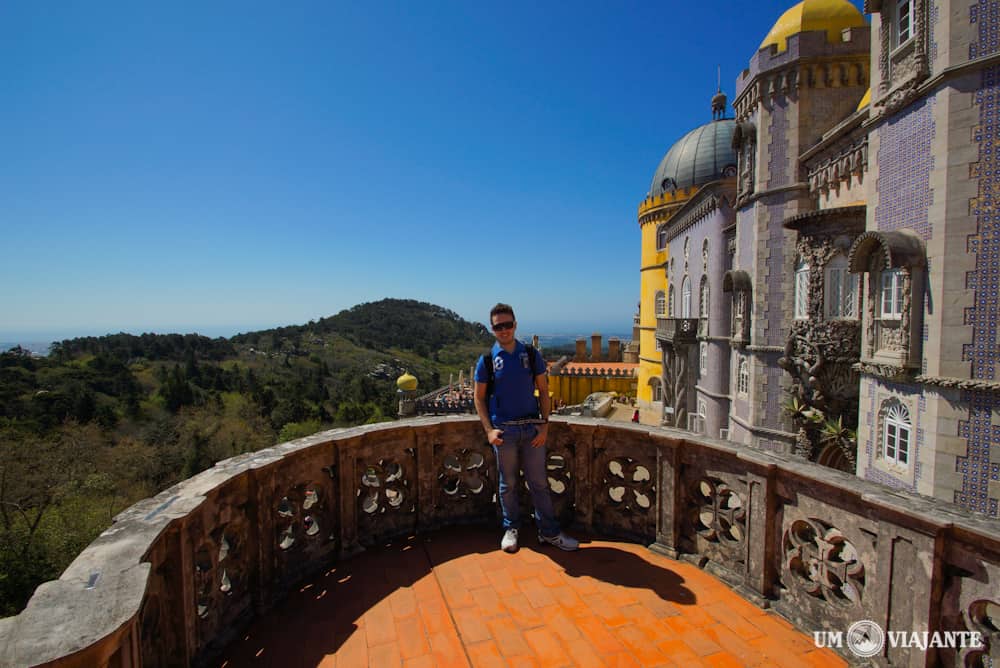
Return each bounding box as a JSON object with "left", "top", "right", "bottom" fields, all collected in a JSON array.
[
  {"left": 604, "top": 457, "right": 655, "bottom": 515},
  {"left": 853, "top": 360, "right": 913, "bottom": 381},
  {"left": 960, "top": 599, "right": 1000, "bottom": 666},
  {"left": 360, "top": 459, "right": 412, "bottom": 515},
  {"left": 872, "top": 0, "right": 930, "bottom": 120},
  {"left": 808, "top": 140, "right": 868, "bottom": 195},
  {"left": 783, "top": 518, "right": 865, "bottom": 607},
  {"left": 687, "top": 477, "right": 747, "bottom": 557},
  {"left": 439, "top": 449, "right": 488, "bottom": 499}
]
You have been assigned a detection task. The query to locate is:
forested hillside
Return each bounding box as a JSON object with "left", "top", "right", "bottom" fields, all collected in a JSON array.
[{"left": 0, "top": 299, "right": 492, "bottom": 616}]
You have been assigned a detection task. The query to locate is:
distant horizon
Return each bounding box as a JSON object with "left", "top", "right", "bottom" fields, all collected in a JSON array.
[{"left": 0, "top": 320, "right": 635, "bottom": 347}]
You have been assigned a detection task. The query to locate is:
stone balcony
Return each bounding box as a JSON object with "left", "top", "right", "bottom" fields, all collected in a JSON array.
[
  {"left": 1, "top": 417, "right": 998, "bottom": 667},
  {"left": 656, "top": 318, "right": 699, "bottom": 345}
]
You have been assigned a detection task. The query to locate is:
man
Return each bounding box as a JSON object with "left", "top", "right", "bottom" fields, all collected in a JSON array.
[{"left": 474, "top": 303, "right": 579, "bottom": 553}]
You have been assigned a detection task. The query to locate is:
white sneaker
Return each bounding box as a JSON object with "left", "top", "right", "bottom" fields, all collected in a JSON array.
[
  {"left": 538, "top": 531, "right": 579, "bottom": 551},
  {"left": 501, "top": 528, "right": 519, "bottom": 553}
]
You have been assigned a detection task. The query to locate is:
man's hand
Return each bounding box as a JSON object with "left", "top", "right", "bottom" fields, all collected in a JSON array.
[
  {"left": 530, "top": 423, "right": 548, "bottom": 447},
  {"left": 487, "top": 428, "right": 504, "bottom": 446}
]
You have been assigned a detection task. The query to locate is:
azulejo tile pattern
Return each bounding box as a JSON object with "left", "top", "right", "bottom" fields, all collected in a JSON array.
[
  {"left": 875, "top": 97, "right": 935, "bottom": 241},
  {"left": 955, "top": 58, "right": 1000, "bottom": 517},
  {"left": 970, "top": 1, "right": 1000, "bottom": 59}
]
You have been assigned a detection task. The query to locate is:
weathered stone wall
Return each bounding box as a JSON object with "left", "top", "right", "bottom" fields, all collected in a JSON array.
[{"left": 1, "top": 417, "right": 998, "bottom": 667}]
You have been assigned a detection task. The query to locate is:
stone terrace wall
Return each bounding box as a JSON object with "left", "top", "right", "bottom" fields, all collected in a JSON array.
[{"left": 1, "top": 417, "right": 997, "bottom": 667}]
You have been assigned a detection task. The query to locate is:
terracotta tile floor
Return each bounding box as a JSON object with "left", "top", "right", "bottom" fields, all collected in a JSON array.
[{"left": 218, "top": 527, "right": 845, "bottom": 667}]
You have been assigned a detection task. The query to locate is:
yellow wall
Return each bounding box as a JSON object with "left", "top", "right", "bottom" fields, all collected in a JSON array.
[
  {"left": 638, "top": 219, "right": 665, "bottom": 403},
  {"left": 635, "top": 189, "right": 694, "bottom": 403},
  {"left": 549, "top": 374, "right": 637, "bottom": 406}
]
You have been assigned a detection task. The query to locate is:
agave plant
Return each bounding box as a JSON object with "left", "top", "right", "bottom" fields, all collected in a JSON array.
[
  {"left": 782, "top": 396, "right": 824, "bottom": 426},
  {"left": 820, "top": 415, "right": 856, "bottom": 447}
]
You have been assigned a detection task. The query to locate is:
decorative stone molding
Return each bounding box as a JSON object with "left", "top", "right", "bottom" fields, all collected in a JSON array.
[
  {"left": 854, "top": 360, "right": 915, "bottom": 381},
  {"left": 723, "top": 270, "right": 752, "bottom": 344},
  {"left": 782, "top": 518, "right": 866, "bottom": 606},
  {"left": 807, "top": 139, "right": 868, "bottom": 195},
  {"left": 870, "top": 0, "right": 930, "bottom": 120},
  {"left": 651, "top": 182, "right": 736, "bottom": 244},
  {"left": 849, "top": 230, "right": 927, "bottom": 368},
  {"left": 733, "top": 122, "right": 757, "bottom": 202},
  {"left": 913, "top": 375, "right": 1000, "bottom": 392}
]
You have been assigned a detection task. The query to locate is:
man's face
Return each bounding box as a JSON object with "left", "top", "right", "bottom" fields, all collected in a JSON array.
[{"left": 490, "top": 313, "right": 516, "bottom": 344}]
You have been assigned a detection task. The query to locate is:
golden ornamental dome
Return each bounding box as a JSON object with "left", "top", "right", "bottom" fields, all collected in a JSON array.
[
  {"left": 856, "top": 87, "right": 871, "bottom": 111},
  {"left": 396, "top": 372, "right": 418, "bottom": 392},
  {"left": 759, "top": 0, "right": 867, "bottom": 53}
]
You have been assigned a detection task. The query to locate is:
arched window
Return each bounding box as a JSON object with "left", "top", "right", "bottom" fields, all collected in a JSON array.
[
  {"left": 825, "top": 254, "right": 858, "bottom": 319},
  {"left": 656, "top": 225, "right": 668, "bottom": 250},
  {"left": 681, "top": 277, "right": 692, "bottom": 317},
  {"left": 737, "top": 357, "right": 749, "bottom": 396},
  {"left": 668, "top": 285, "right": 676, "bottom": 317},
  {"left": 650, "top": 377, "right": 662, "bottom": 402},
  {"left": 655, "top": 291, "right": 666, "bottom": 317},
  {"left": 882, "top": 401, "right": 911, "bottom": 466},
  {"left": 700, "top": 276, "right": 709, "bottom": 318},
  {"left": 795, "top": 259, "right": 810, "bottom": 319}
]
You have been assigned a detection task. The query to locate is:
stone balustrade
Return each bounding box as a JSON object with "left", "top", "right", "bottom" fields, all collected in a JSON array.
[{"left": 1, "top": 416, "right": 998, "bottom": 667}]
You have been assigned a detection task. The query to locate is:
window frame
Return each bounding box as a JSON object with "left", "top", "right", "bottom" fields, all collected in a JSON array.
[
  {"left": 700, "top": 342, "right": 708, "bottom": 377},
  {"left": 882, "top": 402, "right": 911, "bottom": 467},
  {"left": 655, "top": 290, "right": 666, "bottom": 317},
  {"left": 825, "top": 254, "right": 858, "bottom": 320},
  {"left": 700, "top": 276, "right": 709, "bottom": 318},
  {"left": 681, "top": 276, "right": 692, "bottom": 318},
  {"left": 794, "top": 259, "right": 810, "bottom": 319},
  {"left": 656, "top": 224, "right": 668, "bottom": 251},
  {"left": 880, "top": 269, "right": 904, "bottom": 320},
  {"left": 737, "top": 357, "right": 749, "bottom": 396},
  {"left": 893, "top": 0, "right": 915, "bottom": 47}
]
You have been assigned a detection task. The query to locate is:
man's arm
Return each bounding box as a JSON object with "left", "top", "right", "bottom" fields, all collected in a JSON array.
[
  {"left": 530, "top": 372, "right": 550, "bottom": 447},
  {"left": 474, "top": 382, "right": 503, "bottom": 446}
]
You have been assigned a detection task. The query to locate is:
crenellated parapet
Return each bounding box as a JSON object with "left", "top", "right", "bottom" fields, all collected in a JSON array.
[
  {"left": 637, "top": 186, "right": 700, "bottom": 225},
  {"left": 734, "top": 28, "right": 871, "bottom": 121},
  {"left": 2, "top": 418, "right": 998, "bottom": 667}
]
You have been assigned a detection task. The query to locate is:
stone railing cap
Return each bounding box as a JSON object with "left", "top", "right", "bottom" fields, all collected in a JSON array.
[{"left": 5, "top": 562, "right": 150, "bottom": 666}]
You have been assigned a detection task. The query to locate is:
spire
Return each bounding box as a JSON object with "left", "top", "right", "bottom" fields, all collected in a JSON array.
[{"left": 711, "top": 71, "right": 728, "bottom": 121}]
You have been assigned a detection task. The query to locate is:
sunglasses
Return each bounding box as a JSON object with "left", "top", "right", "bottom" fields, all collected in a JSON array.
[{"left": 491, "top": 321, "right": 515, "bottom": 332}]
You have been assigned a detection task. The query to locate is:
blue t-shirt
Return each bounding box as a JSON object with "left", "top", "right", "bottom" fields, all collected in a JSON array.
[{"left": 474, "top": 340, "right": 546, "bottom": 426}]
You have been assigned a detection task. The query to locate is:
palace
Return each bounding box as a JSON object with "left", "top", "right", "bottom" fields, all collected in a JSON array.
[{"left": 636, "top": 0, "right": 1000, "bottom": 517}]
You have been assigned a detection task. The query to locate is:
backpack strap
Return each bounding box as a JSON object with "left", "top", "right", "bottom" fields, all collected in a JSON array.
[
  {"left": 525, "top": 344, "right": 538, "bottom": 377},
  {"left": 483, "top": 349, "right": 495, "bottom": 399}
]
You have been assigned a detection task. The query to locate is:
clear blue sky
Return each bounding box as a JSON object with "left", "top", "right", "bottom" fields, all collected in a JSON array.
[{"left": 0, "top": 1, "right": 865, "bottom": 341}]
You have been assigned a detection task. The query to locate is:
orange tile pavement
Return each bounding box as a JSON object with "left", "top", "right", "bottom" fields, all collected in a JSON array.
[{"left": 217, "top": 527, "right": 846, "bottom": 668}]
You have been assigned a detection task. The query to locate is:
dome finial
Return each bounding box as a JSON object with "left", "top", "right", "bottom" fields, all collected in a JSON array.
[{"left": 712, "top": 67, "right": 728, "bottom": 121}]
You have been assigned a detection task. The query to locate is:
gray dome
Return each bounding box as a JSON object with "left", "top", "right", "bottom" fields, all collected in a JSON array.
[{"left": 649, "top": 119, "right": 738, "bottom": 197}]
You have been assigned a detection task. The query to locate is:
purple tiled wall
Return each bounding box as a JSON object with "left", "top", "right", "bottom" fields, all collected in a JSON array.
[
  {"left": 875, "top": 98, "right": 935, "bottom": 241},
  {"left": 955, "top": 57, "right": 1000, "bottom": 517},
  {"left": 970, "top": 1, "right": 1000, "bottom": 59}
]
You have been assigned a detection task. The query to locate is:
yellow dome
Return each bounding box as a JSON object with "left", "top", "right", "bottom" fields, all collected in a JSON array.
[
  {"left": 760, "top": 0, "right": 867, "bottom": 53},
  {"left": 856, "top": 87, "right": 871, "bottom": 111},
  {"left": 396, "top": 372, "right": 418, "bottom": 392}
]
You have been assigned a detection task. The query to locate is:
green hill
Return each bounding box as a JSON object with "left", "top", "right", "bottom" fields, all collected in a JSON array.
[{"left": 0, "top": 299, "right": 492, "bottom": 616}]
